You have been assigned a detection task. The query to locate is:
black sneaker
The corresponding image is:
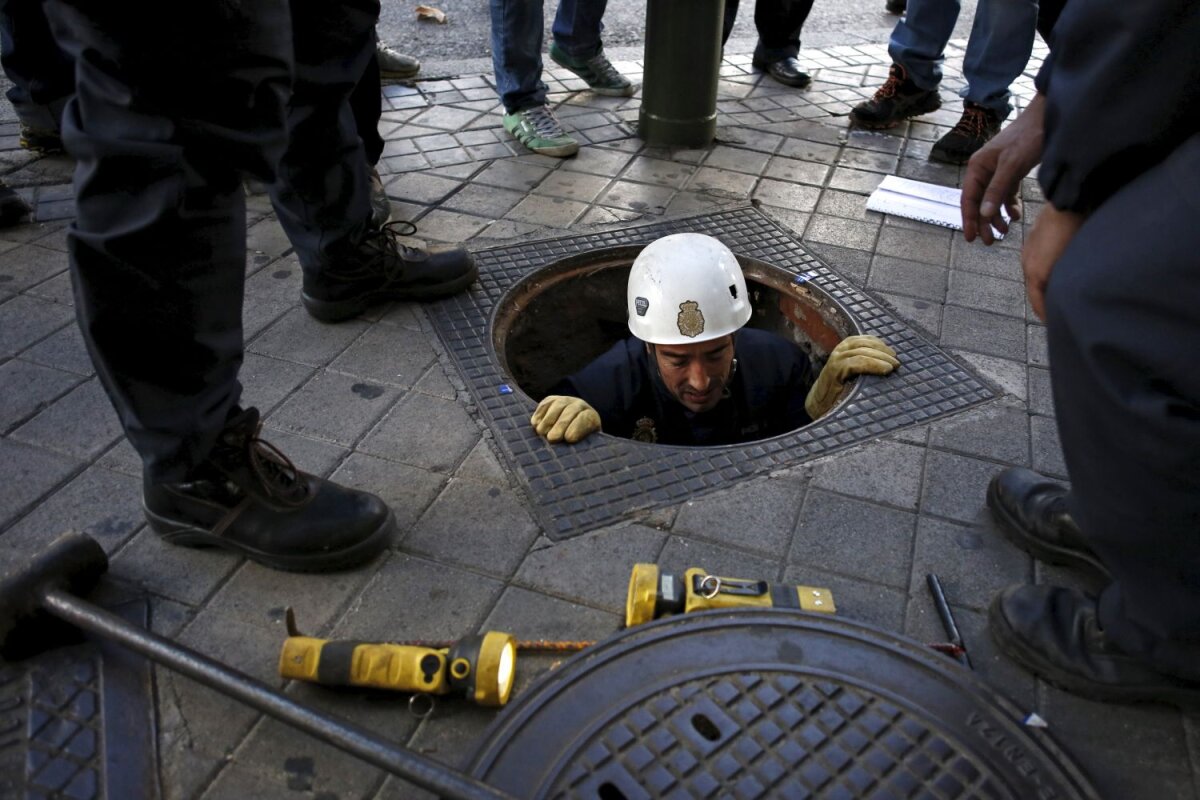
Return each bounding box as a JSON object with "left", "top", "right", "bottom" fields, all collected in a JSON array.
[
  {"left": 143, "top": 408, "right": 395, "bottom": 572},
  {"left": 885, "top": 0, "right": 907, "bottom": 13},
  {"left": 302, "top": 220, "right": 477, "bottom": 323},
  {"left": 986, "top": 467, "right": 1111, "bottom": 582},
  {"left": 989, "top": 585, "right": 1200, "bottom": 707},
  {"left": 19, "top": 122, "right": 64, "bottom": 155},
  {"left": 930, "top": 102, "right": 1003, "bottom": 164},
  {"left": 849, "top": 63, "right": 941, "bottom": 129}
]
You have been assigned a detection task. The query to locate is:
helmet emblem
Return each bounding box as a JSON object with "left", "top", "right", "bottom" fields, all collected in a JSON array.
[
  {"left": 635, "top": 296, "right": 649, "bottom": 316},
  {"left": 632, "top": 417, "right": 658, "bottom": 443},
  {"left": 676, "top": 301, "right": 705, "bottom": 338}
]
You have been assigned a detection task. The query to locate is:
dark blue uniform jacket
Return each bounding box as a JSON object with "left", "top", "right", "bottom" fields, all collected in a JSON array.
[{"left": 554, "top": 329, "right": 815, "bottom": 446}]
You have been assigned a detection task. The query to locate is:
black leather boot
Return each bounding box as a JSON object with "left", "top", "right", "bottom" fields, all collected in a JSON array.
[
  {"left": 989, "top": 585, "right": 1200, "bottom": 707},
  {"left": 143, "top": 408, "right": 394, "bottom": 572},
  {"left": 986, "top": 467, "right": 1111, "bottom": 581}
]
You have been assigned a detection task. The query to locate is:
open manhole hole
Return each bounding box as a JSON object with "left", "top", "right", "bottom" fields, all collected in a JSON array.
[
  {"left": 428, "top": 208, "right": 996, "bottom": 538},
  {"left": 495, "top": 245, "right": 855, "bottom": 441}
]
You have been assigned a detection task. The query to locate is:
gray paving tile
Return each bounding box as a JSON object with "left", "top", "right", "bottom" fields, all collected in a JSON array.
[
  {"left": 929, "top": 402, "right": 1030, "bottom": 467},
  {"left": 873, "top": 291, "right": 943, "bottom": 338},
  {"left": 244, "top": 253, "right": 303, "bottom": 304},
  {"left": 505, "top": 193, "right": 590, "bottom": 227},
  {"left": 267, "top": 370, "right": 400, "bottom": 447},
  {"left": 559, "top": 146, "right": 635, "bottom": 177},
  {"left": 360, "top": 391, "right": 480, "bottom": 473},
  {"left": 402, "top": 478, "right": 538, "bottom": 578},
  {"left": 619, "top": 156, "right": 695, "bottom": 190},
  {"left": 110, "top": 526, "right": 240, "bottom": 605},
  {"left": 0, "top": 293, "right": 74, "bottom": 358},
  {"left": 205, "top": 557, "right": 375, "bottom": 635},
  {"left": 1030, "top": 414, "right": 1068, "bottom": 478},
  {"left": 384, "top": 171, "right": 464, "bottom": 204},
  {"left": 827, "top": 166, "right": 886, "bottom": 195},
  {"left": 909, "top": 515, "right": 1030, "bottom": 611},
  {"left": 532, "top": 170, "right": 611, "bottom": 204},
  {"left": 876, "top": 225, "right": 952, "bottom": 266},
  {"left": 805, "top": 241, "right": 872, "bottom": 286},
  {"left": 1029, "top": 366, "right": 1055, "bottom": 417},
  {"left": 0, "top": 437, "right": 79, "bottom": 529},
  {"left": 258, "top": 427, "right": 349, "bottom": 478},
  {"left": 804, "top": 213, "right": 880, "bottom": 251},
  {"left": 836, "top": 147, "right": 899, "bottom": 174},
  {"left": 658, "top": 535, "right": 786, "bottom": 582},
  {"left": 751, "top": 178, "right": 820, "bottom": 212},
  {"left": 455, "top": 439, "right": 512, "bottom": 488},
  {"left": 250, "top": 307, "right": 368, "bottom": 366},
  {"left": 414, "top": 209, "right": 491, "bottom": 242},
  {"left": 237, "top": 352, "right": 314, "bottom": 417},
  {"left": 672, "top": 475, "right": 805, "bottom": 559},
  {"left": 666, "top": 190, "right": 744, "bottom": 217},
  {"left": 950, "top": 238, "right": 1023, "bottom": 280},
  {"left": 0, "top": 464, "right": 142, "bottom": 556},
  {"left": 946, "top": 270, "right": 1026, "bottom": 317},
  {"left": 814, "top": 188, "right": 879, "bottom": 222},
  {"left": 441, "top": 182, "right": 527, "bottom": 217},
  {"left": 0, "top": 358, "right": 81, "bottom": 432},
  {"left": 790, "top": 488, "right": 917, "bottom": 588},
  {"left": 330, "top": 451, "right": 446, "bottom": 533},
  {"left": 0, "top": 241, "right": 68, "bottom": 291},
  {"left": 21, "top": 320, "right": 96, "bottom": 376},
  {"left": 11, "top": 377, "right": 124, "bottom": 459},
  {"left": 329, "top": 324, "right": 438, "bottom": 388},
  {"left": 810, "top": 439, "right": 926, "bottom": 510},
  {"left": 597, "top": 180, "right": 674, "bottom": 215},
  {"left": 515, "top": 524, "right": 665, "bottom": 613},
  {"left": 23, "top": 269, "right": 74, "bottom": 305},
  {"left": 685, "top": 166, "right": 758, "bottom": 198},
  {"left": 920, "top": 449, "right": 1008, "bottom": 524},
  {"left": 957, "top": 351, "right": 1027, "bottom": 401},
  {"left": 867, "top": 255, "right": 947, "bottom": 302},
  {"left": 764, "top": 155, "right": 831, "bottom": 186},
  {"left": 1028, "top": 323, "right": 1049, "bottom": 367},
  {"left": 703, "top": 145, "right": 771, "bottom": 175},
  {"left": 940, "top": 304, "right": 1027, "bottom": 361},
  {"left": 781, "top": 563, "right": 908, "bottom": 632}
]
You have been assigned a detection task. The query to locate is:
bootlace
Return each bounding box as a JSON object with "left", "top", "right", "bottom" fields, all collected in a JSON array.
[
  {"left": 330, "top": 219, "right": 422, "bottom": 283},
  {"left": 951, "top": 105, "right": 992, "bottom": 139},
  {"left": 217, "top": 414, "right": 309, "bottom": 507},
  {"left": 874, "top": 65, "right": 906, "bottom": 100},
  {"left": 522, "top": 105, "right": 568, "bottom": 139}
]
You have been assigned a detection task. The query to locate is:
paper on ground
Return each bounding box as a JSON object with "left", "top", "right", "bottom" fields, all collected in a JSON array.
[{"left": 866, "top": 175, "right": 1009, "bottom": 237}]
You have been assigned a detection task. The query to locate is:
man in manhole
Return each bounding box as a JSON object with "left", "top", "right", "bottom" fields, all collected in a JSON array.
[{"left": 530, "top": 233, "right": 899, "bottom": 446}]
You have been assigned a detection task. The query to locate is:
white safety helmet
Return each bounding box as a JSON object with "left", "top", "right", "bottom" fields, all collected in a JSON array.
[{"left": 626, "top": 233, "right": 751, "bottom": 345}]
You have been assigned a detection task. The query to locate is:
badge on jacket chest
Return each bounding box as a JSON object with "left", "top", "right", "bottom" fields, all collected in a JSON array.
[{"left": 632, "top": 417, "right": 658, "bottom": 443}]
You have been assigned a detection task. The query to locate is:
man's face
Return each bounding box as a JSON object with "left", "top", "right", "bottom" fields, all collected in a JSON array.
[{"left": 650, "top": 335, "right": 736, "bottom": 413}]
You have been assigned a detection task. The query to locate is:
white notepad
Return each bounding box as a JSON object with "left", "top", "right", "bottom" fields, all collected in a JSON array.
[{"left": 866, "top": 175, "right": 1008, "bottom": 236}]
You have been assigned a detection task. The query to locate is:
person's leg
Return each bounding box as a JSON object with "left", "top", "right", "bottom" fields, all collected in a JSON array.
[
  {"left": 989, "top": 135, "right": 1200, "bottom": 704},
  {"left": 888, "top": 0, "right": 961, "bottom": 89},
  {"left": 549, "top": 0, "right": 633, "bottom": 97},
  {"left": 1048, "top": 134, "right": 1200, "bottom": 683},
  {"left": 490, "top": 0, "right": 548, "bottom": 114},
  {"left": 0, "top": 0, "right": 74, "bottom": 150},
  {"left": 351, "top": 34, "right": 385, "bottom": 168},
  {"left": 269, "top": 0, "right": 377, "bottom": 272},
  {"left": 753, "top": 0, "right": 816, "bottom": 63},
  {"left": 958, "top": 0, "right": 1037, "bottom": 118},
  {"left": 44, "top": 0, "right": 290, "bottom": 482}
]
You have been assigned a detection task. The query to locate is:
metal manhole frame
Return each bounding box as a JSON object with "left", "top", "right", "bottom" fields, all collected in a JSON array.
[{"left": 427, "top": 207, "right": 996, "bottom": 538}]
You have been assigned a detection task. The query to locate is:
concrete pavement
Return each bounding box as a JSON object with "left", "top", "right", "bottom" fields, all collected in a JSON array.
[{"left": 1, "top": 33, "right": 1197, "bottom": 800}]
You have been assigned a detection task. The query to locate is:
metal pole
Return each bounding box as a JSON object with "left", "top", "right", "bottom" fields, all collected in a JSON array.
[
  {"left": 40, "top": 588, "right": 513, "bottom": 800},
  {"left": 638, "top": 0, "right": 725, "bottom": 147}
]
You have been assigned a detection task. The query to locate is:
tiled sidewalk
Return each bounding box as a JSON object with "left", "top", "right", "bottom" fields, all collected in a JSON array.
[{"left": 1, "top": 37, "right": 1197, "bottom": 800}]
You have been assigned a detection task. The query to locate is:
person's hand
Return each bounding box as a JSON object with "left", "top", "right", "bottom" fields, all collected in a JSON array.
[
  {"left": 805, "top": 335, "right": 899, "bottom": 419},
  {"left": 961, "top": 93, "right": 1046, "bottom": 245},
  {"left": 531, "top": 395, "right": 602, "bottom": 443},
  {"left": 1022, "top": 203, "right": 1084, "bottom": 321}
]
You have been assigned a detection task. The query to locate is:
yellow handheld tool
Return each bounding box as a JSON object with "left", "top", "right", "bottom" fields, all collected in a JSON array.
[
  {"left": 625, "top": 563, "right": 836, "bottom": 627},
  {"left": 278, "top": 610, "right": 517, "bottom": 707}
]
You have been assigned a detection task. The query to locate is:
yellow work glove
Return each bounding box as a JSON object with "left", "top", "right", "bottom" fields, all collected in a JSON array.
[
  {"left": 531, "top": 395, "right": 602, "bottom": 444},
  {"left": 805, "top": 335, "right": 899, "bottom": 419}
]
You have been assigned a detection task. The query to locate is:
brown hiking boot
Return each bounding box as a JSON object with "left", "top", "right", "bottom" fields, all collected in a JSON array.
[
  {"left": 849, "top": 63, "right": 941, "bottom": 129},
  {"left": 930, "top": 102, "right": 1003, "bottom": 164}
]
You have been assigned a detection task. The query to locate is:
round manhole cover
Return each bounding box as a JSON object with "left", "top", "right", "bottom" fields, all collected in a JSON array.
[{"left": 468, "top": 610, "right": 1100, "bottom": 799}]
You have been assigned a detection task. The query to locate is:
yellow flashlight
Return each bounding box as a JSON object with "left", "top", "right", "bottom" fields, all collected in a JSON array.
[{"left": 625, "top": 563, "right": 836, "bottom": 627}]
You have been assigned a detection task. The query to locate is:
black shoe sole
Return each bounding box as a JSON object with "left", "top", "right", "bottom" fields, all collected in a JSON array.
[
  {"left": 988, "top": 596, "right": 1200, "bottom": 708},
  {"left": 144, "top": 505, "right": 396, "bottom": 573},
  {"left": 985, "top": 479, "right": 1112, "bottom": 583},
  {"left": 850, "top": 92, "right": 941, "bottom": 129},
  {"left": 751, "top": 58, "right": 812, "bottom": 89},
  {"left": 302, "top": 262, "right": 479, "bottom": 323}
]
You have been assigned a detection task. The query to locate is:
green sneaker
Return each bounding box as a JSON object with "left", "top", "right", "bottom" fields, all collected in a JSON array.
[
  {"left": 502, "top": 105, "right": 580, "bottom": 157},
  {"left": 548, "top": 42, "right": 635, "bottom": 97}
]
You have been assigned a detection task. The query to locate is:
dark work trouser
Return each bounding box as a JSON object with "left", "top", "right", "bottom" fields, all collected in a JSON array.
[
  {"left": 0, "top": 0, "right": 73, "bottom": 131},
  {"left": 44, "top": 0, "right": 378, "bottom": 484},
  {"left": 351, "top": 43, "right": 386, "bottom": 168},
  {"left": 1046, "top": 133, "right": 1200, "bottom": 681},
  {"left": 723, "top": 0, "right": 816, "bottom": 62}
]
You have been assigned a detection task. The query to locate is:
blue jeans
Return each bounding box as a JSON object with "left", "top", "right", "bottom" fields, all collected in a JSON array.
[
  {"left": 490, "top": 0, "right": 608, "bottom": 113},
  {"left": 889, "top": 0, "right": 1037, "bottom": 118}
]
